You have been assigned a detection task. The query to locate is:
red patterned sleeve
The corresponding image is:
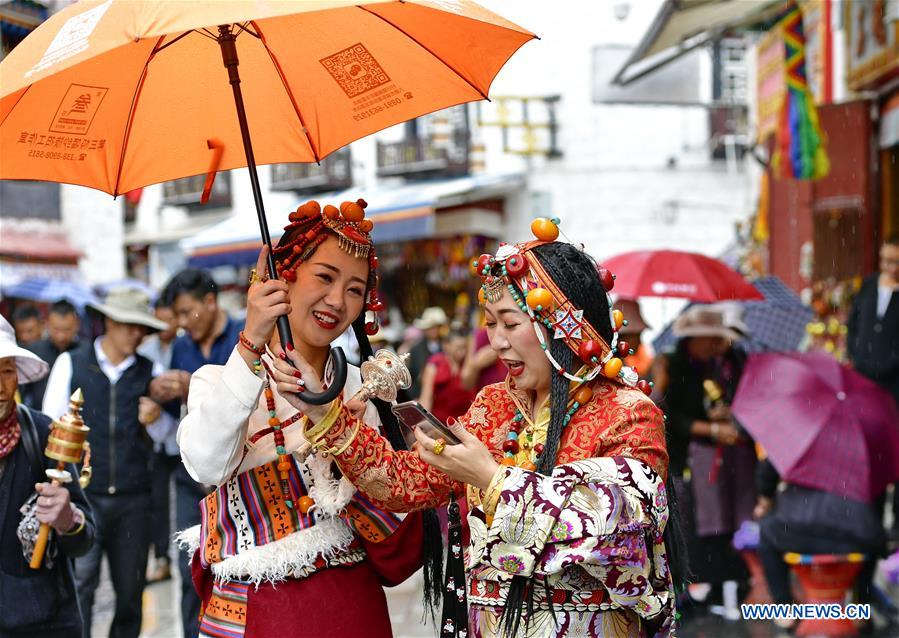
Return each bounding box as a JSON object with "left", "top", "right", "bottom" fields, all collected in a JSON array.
[
  {"left": 317, "top": 386, "right": 505, "bottom": 512},
  {"left": 595, "top": 386, "right": 669, "bottom": 482}
]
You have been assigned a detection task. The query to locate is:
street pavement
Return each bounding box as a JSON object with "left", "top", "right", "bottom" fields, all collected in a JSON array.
[
  {"left": 89, "top": 559, "right": 897, "bottom": 637},
  {"left": 89, "top": 558, "right": 436, "bottom": 638}
]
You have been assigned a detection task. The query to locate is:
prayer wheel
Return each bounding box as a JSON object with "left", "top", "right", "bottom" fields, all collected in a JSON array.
[
  {"left": 45, "top": 390, "right": 90, "bottom": 464},
  {"left": 30, "top": 389, "right": 91, "bottom": 569}
]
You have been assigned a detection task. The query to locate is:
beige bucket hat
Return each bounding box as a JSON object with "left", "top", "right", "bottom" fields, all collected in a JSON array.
[
  {"left": 88, "top": 287, "right": 167, "bottom": 331},
  {"left": 413, "top": 306, "right": 448, "bottom": 330},
  {"left": 672, "top": 305, "right": 745, "bottom": 342}
]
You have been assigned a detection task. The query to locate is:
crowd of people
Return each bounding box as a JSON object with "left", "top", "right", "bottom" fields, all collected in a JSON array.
[{"left": 0, "top": 223, "right": 896, "bottom": 638}]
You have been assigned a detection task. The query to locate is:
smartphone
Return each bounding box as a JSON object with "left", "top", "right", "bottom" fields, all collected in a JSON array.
[{"left": 391, "top": 401, "right": 462, "bottom": 448}]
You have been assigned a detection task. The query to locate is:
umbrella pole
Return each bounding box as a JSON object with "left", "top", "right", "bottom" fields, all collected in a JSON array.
[
  {"left": 217, "top": 25, "right": 293, "bottom": 351},
  {"left": 214, "top": 25, "right": 348, "bottom": 406}
]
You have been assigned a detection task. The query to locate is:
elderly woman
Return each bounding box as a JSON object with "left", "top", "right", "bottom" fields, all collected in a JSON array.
[
  {"left": 270, "top": 219, "right": 682, "bottom": 638},
  {"left": 652, "top": 305, "right": 755, "bottom": 610}
]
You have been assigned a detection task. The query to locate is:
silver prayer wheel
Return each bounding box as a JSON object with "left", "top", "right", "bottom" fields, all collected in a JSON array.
[{"left": 355, "top": 350, "right": 412, "bottom": 403}]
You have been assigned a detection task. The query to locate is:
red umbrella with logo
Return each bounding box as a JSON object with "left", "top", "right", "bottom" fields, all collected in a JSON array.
[{"left": 601, "top": 249, "right": 763, "bottom": 302}]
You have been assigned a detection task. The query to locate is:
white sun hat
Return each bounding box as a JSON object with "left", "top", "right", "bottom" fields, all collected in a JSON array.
[{"left": 0, "top": 314, "right": 49, "bottom": 383}]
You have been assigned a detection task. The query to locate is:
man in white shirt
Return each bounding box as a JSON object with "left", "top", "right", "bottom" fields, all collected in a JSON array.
[
  {"left": 847, "top": 233, "right": 899, "bottom": 544},
  {"left": 138, "top": 299, "right": 180, "bottom": 583},
  {"left": 42, "top": 288, "right": 166, "bottom": 638}
]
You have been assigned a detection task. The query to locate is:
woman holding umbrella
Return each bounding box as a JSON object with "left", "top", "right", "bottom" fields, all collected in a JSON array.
[
  {"left": 176, "top": 200, "right": 436, "bottom": 638},
  {"left": 271, "top": 218, "right": 682, "bottom": 637},
  {"left": 652, "top": 305, "right": 756, "bottom": 612}
]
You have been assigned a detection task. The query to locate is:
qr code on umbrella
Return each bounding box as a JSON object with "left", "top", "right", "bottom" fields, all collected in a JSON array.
[{"left": 320, "top": 43, "right": 391, "bottom": 98}]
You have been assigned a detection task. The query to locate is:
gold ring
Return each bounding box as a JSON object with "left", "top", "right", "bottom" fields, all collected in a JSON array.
[
  {"left": 432, "top": 438, "right": 446, "bottom": 456},
  {"left": 248, "top": 268, "right": 262, "bottom": 285}
]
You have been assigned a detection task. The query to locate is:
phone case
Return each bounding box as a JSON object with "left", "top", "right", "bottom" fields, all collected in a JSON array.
[{"left": 391, "top": 401, "right": 462, "bottom": 445}]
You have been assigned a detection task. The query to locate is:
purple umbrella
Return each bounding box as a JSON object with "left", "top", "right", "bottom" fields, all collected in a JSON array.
[{"left": 732, "top": 352, "right": 899, "bottom": 503}]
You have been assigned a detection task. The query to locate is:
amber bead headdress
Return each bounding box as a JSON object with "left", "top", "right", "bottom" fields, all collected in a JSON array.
[
  {"left": 274, "top": 199, "right": 385, "bottom": 335},
  {"left": 473, "top": 217, "right": 651, "bottom": 394}
]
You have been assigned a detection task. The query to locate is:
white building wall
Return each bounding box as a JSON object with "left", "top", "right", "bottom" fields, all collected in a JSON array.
[
  {"left": 475, "top": 0, "right": 754, "bottom": 261},
  {"left": 59, "top": 185, "right": 125, "bottom": 283}
]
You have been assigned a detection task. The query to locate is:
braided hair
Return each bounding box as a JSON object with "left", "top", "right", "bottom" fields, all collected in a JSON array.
[
  {"left": 500, "top": 242, "right": 689, "bottom": 636},
  {"left": 275, "top": 221, "right": 445, "bottom": 615}
]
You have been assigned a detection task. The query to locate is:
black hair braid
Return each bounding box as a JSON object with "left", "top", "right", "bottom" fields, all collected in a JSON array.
[
  {"left": 499, "top": 577, "right": 529, "bottom": 637},
  {"left": 662, "top": 476, "right": 691, "bottom": 592},
  {"left": 538, "top": 339, "right": 573, "bottom": 476},
  {"left": 351, "top": 317, "right": 444, "bottom": 617}
]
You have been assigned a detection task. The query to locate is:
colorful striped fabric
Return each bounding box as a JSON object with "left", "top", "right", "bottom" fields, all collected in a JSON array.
[
  {"left": 344, "top": 491, "right": 401, "bottom": 543},
  {"left": 783, "top": 552, "right": 867, "bottom": 565},
  {"left": 200, "top": 453, "right": 404, "bottom": 568},
  {"left": 774, "top": 0, "right": 830, "bottom": 180},
  {"left": 200, "top": 454, "right": 316, "bottom": 567},
  {"left": 199, "top": 580, "right": 250, "bottom": 638}
]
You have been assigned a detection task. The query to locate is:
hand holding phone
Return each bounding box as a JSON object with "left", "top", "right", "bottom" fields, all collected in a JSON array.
[{"left": 391, "top": 401, "right": 462, "bottom": 448}]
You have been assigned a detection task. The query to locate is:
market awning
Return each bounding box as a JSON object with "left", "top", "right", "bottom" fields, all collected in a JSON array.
[
  {"left": 613, "top": 0, "right": 782, "bottom": 86},
  {"left": 0, "top": 226, "right": 82, "bottom": 263},
  {"left": 181, "top": 173, "right": 523, "bottom": 268}
]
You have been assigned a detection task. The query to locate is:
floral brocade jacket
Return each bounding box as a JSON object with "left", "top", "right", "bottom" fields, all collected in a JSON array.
[{"left": 322, "top": 379, "right": 676, "bottom": 637}]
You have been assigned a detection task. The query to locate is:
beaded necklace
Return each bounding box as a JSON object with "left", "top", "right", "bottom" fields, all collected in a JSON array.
[
  {"left": 500, "top": 376, "right": 596, "bottom": 469},
  {"left": 258, "top": 360, "right": 316, "bottom": 514}
]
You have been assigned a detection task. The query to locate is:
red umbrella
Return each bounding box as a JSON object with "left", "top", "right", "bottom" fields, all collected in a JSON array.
[
  {"left": 601, "top": 250, "right": 763, "bottom": 302},
  {"left": 732, "top": 352, "right": 899, "bottom": 503}
]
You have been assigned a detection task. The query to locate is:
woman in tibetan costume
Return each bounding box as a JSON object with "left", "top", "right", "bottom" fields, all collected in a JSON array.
[
  {"left": 273, "top": 218, "right": 681, "bottom": 638},
  {"left": 177, "top": 200, "right": 439, "bottom": 638}
]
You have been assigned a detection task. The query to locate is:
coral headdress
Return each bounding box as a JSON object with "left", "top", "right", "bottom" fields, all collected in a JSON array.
[
  {"left": 474, "top": 217, "right": 651, "bottom": 395},
  {"left": 274, "top": 199, "right": 385, "bottom": 335}
]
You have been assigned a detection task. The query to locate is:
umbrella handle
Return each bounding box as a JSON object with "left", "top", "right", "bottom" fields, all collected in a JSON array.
[{"left": 295, "top": 347, "right": 348, "bottom": 405}]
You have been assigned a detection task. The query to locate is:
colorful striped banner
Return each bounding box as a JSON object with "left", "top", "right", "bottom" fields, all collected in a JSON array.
[{"left": 773, "top": 1, "right": 830, "bottom": 181}]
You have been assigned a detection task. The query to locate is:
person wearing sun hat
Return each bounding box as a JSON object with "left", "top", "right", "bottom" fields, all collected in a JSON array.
[
  {"left": 656, "top": 304, "right": 755, "bottom": 616},
  {"left": 0, "top": 314, "right": 96, "bottom": 637},
  {"left": 407, "top": 306, "right": 449, "bottom": 398},
  {"left": 41, "top": 287, "right": 167, "bottom": 638}
]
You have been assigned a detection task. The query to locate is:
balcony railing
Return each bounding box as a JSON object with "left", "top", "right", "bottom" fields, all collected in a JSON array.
[
  {"left": 270, "top": 149, "right": 352, "bottom": 194},
  {"left": 161, "top": 172, "right": 232, "bottom": 208},
  {"left": 376, "top": 136, "right": 469, "bottom": 178},
  {"left": 376, "top": 106, "right": 470, "bottom": 179}
]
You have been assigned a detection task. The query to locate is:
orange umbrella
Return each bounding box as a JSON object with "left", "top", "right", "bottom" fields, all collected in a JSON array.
[
  {"left": 0, "top": 0, "right": 534, "bottom": 390},
  {"left": 0, "top": 1, "right": 533, "bottom": 193}
]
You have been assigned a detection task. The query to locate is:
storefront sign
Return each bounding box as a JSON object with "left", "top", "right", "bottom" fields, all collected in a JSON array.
[{"left": 845, "top": 0, "right": 899, "bottom": 91}]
